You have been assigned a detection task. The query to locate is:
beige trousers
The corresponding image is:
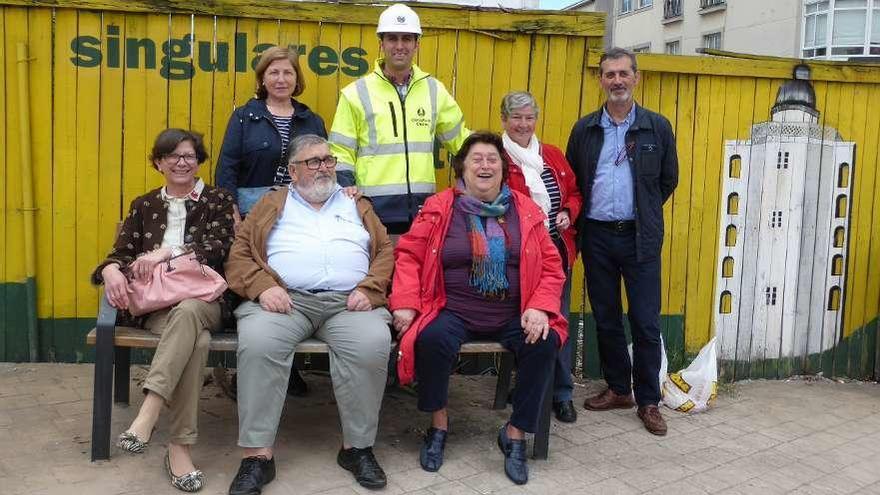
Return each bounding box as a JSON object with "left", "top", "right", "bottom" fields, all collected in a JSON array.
[{"left": 142, "top": 298, "right": 222, "bottom": 445}]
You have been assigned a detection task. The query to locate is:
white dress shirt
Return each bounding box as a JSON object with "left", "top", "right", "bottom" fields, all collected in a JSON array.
[{"left": 267, "top": 185, "right": 370, "bottom": 291}]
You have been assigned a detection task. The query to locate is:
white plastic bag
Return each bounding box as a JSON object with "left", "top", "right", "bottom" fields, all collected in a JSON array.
[{"left": 662, "top": 337, "right": 718, "bottom": 413}]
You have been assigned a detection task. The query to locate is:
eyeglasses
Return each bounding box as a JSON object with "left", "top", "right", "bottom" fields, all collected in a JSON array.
[
  {"left": 292, "top": 155, "right": 338, "bottom": 170},
  {"left": 166, "top": 153, "right": 198, "bottom": 164}
]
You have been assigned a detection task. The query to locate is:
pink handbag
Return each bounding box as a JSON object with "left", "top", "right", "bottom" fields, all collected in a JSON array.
[{"left": 127, "top": 253, "right": 228, "bottom": 317}]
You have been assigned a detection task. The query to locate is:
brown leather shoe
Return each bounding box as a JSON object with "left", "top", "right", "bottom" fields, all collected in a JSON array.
[
  {"left": 583, "top": 388, "right": 636, "bottom": 411},
  {"left": 637, "top": 405, "right": 668, "bottom": 436}
]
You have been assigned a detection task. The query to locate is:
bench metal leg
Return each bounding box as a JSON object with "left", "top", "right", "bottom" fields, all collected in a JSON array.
[
  {"left": 114, "top": 347, "right": 131, "bottom": 405},
  {"left": 532, "top": 366, "right": 554, "bottom": 460},
  {"left": 493, "top": 353, "right": 514, "bottom": 410},
  {"left": 91, "top": 296, "right": 117, "bottom": 461}
]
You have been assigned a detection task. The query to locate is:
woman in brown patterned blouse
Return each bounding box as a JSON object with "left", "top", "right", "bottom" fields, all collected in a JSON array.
[{"left": 91, "top": 129, "right": 235, "bottom": 492}]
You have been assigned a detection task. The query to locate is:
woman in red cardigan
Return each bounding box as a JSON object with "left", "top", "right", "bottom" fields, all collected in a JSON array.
[
  {"left": 390, "top": 131, "right": 567, "bottom": 486},
  {"left": 501, "top": 91, "right": 583, "bottom": 424}
]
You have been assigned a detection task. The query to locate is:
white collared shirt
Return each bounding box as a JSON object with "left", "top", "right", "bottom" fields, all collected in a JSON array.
[
  {"left": 160, "top": 179, "right": 205, "bottom": 251},
  {"left": 266, "top": 185, "right": 371, "bottom": 291}
]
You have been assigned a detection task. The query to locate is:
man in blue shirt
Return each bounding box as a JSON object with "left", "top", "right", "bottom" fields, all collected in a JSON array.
[{"left": 565, "top": 48, "right": 678, "bottom": 436}]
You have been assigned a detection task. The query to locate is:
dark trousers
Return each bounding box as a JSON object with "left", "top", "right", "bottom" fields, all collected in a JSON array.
[
  {"left": 553, "top": 237, "right": 574, "bottom": 401},
  {"left": 582, "top": 221, "right": 662, "bottom": 406},
  {"left": 415, "top": 310, "right": 558, "bottom": 433}
]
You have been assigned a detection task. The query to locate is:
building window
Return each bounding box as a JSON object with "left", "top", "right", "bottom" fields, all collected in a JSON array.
[
  {"left": 836, "top": 194, "right": 848, "bottom": 217},
  {"left": 664, "top": 0, "right": 683, "bottom": 18},
  {"left": 828, "top": 286, "right": 841, "bottom": 311},
  {"left": 722, "top": 257, "right": 734, "bottom": 278},
  {"left": 621, "top": 0, "right": 652, "bottom": 13},
  {"left": 804, "top": 0, "right": 880, "bottom": 59},
  {"left": 632, "top": 44, "right": 651, "bottom": 53},
  {"left": 838, "top": 162, "right": 850, "bottom": 187},
  {"left": 703, "top": 32, "right": 723, "bottom": 50},
  {"left": 727, "top": 193, "right": 739, "bottom": 215},
  {"left": 729, "top": 155, "right": 742, "bottom": 178},
  {"left": 665, "top": 40, "right": 681, "bottom": 54},
  {"left": 725, "top": 225, "right": 737, "bottom": 247},
  {"left": 804, "top": 1, "right": 830, "bottom": 57},
  {"left": 834, "top": 226, "right": 846, "bottom": 247},
  {"left": 832, "top": 254, "right": 844, "bottom": 276},
  {"left": 719, "top": 291, "right": 732, "bottom": 314},
  {"left": 701, "top": 0, "right": 726, "bottom": 8}
]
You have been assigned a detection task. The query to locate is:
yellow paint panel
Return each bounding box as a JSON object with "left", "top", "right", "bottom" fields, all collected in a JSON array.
[
  {"left": 121, "top": 13, "right": 149, "bottom": 212},
  {"left": 667, "top": 74, "right": 696, "bottom": 316},
  {"left": 96, "top": 12, "right": 125, "bottom": 309},
  {"left": 3, "top": 7, "right": 26, "bottom": 285},
  {"left": 454, "top": 31, "right": 477, "bottom": 132},
  {"left": 338, "top": 24, "right": 362, "bottom": 91},
  {"left": 469, "top": 34, "right": 494, "bottom": 131},
  {"left": 488, "top": 37, "right": 513, "bottom": 132},
  {"left": 28, "top": 8, "right": 54, "bottom": 315},
  {"left": 295, "top": 21, "right": 319, "bottom": 112},
  {"left": 233, "top": 17, "right": 259, "bottom": 107},
  {"left": 657, "top": 72, "right": 678, "bottom": 315},
  {"left": 145, "top": 13, "right": 171, "bottom": 193},
  {"left": 51, "top": 8, "right": 78, "bottom": 316},
  {"left": 541, "top": 36, "right": 569, "bottom": 147},
  {"left": 211, "top": 16, "right": 237, "bottom": 182},
  {"left": 191, "top": 15, "right": 216, "bottom": 182},
  {"left": 0, "top": 8, "right": 6, "bottom": 285},
  {"left": 528, "top": 35, "right": 548, "bottom": 136},
  {"left": 316, "top": 22, "right": 341, "bottom": 125}
]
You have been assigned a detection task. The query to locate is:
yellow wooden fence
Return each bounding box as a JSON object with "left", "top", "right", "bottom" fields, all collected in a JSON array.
[{"left": 0, "top": 0, "right": 878, "bottom": 379}]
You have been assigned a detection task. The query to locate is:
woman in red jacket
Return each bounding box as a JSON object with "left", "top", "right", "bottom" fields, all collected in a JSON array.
[
  {"left": 501, "top": 91, "right": 583, "bottom": 424},
  {"left": 390, "top": 131, "right": 568, "bottom": 486}
]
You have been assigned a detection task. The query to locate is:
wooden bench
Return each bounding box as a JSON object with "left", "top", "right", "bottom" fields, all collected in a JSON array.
[{"left": 87, "top": 296, "right": 553, "bottom": 463}]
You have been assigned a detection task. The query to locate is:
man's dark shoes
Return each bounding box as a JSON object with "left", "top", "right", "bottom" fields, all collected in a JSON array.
[
  {"left": 337, "top": 446, "right": 387, "bottom": 489},
  {"left": 419, "top": 427, "right": 447, "bottom": 472},
  {"left": 637, "top": 405, "right": 668, "bottom": 436},
  {"left": 228, "top": 456, "right": 275, "bottom": 495},
  {"left": 287, "top": 366, "right": 309, "bottom": 397},
  {"left": 496, "top": 423, "right": 528, "bottom": 485},
  {"left": 553, "top": 400, "right": 578, "bottom": 423},
  {"left": 583, "top": 388, "right": 636, "bottom": 411}
]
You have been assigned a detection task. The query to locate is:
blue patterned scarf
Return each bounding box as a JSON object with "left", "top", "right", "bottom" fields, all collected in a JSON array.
[{"left": 455, "top": 180, "right": 512, "bottom": 298}]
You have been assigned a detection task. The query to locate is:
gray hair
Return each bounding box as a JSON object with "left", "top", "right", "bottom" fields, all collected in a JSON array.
[
  {"left": 287, "top": 134, "right": 329, "bottom": 164},
  {"left": 599, "top": 47, "right": 638, "bottom": 75},
  {"left": 500, "top": 91, "right": 539, "bottom": 119}
]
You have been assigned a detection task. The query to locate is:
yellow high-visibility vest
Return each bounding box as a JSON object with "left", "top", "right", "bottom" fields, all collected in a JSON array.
[{"left": 330, "top": 60, "right": 469, "bottom": 225}]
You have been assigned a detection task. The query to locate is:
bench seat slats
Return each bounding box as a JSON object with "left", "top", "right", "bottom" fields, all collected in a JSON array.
[{"left": 85, "top": 328, "right": 508, "bottom": 354}]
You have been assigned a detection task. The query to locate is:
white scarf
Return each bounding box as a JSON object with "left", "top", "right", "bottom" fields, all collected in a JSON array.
[{"left": 502, "top": 132, "right": 551, "bottom": 226}]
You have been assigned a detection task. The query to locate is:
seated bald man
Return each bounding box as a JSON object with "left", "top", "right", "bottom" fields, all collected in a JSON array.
[{"left": 225, "top": 134, "right": 393, "bottom": 494}]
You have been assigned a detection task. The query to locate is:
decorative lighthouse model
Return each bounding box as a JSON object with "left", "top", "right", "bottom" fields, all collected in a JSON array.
[{"left": 714, "top": 65, "right": 853, "bottom": 367}]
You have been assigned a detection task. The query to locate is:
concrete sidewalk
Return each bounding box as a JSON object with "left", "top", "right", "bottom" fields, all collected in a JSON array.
[{"left": 1, "top": 363, "right": 879, "bottom": 495}]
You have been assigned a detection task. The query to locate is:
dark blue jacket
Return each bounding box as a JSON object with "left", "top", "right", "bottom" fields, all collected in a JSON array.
[
  {"left": 566, "top": 104, "right": 678, "bottom": 261},
  {"left": 215, "top": 97, "right": 327, "bottom": 200}
]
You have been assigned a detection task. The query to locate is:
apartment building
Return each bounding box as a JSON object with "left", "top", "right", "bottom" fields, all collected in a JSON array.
[{"left": 564, "top": 0, "right": 880, "bottom": 61}]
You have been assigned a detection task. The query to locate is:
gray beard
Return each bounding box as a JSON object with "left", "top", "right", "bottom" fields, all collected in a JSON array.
[{"left": 297, "top": 178, "right": 335, "bottom": 204}]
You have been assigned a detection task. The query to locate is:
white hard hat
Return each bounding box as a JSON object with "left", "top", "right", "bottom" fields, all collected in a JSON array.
[{"left": 376, "top": 3, "right": 422, "bottom": 36}]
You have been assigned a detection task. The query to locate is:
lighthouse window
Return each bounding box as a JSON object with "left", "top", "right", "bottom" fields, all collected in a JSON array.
[
  {"left": 765, "top": 286, "right": 778, "bottom": 306},
  {"left": 727, "top": 193, "right": 739, "bottom": 215},
  {"left": 770, "top": 210, "right": 784, "bottom": 228},
  {"left": 722, "top": 257, "right": 734, "bottom": 278},
  {"left": 725, "top": 225, "right": 737, "bottom": 246},
  {"left": 776, "top": 151, "right": 790, "bottom": 169},
  {"left": 729, "top": 155, "right": 741, "bottom": 178},
  {"left": 834, "top": 227, "right": 846, "bottom": 247},
  {"left": 835, "top": 194, "right": 848, "bottom": 218},
  {"left": 719, "top": 291, "right": 732, "bottom": 314},
  {"left": 832, "top": 254, "right": 844, "bottom": 276},
  {"left": 838, "top": 162, "right": 850, "bottom": 188},
  {"left": 828, "top": 286, "right": 841, "bottom": 311}
]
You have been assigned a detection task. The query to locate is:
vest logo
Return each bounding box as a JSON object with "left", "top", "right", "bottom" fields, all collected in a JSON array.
[{"left": 411, "top": 107, "right": 430, "bottom": 128}]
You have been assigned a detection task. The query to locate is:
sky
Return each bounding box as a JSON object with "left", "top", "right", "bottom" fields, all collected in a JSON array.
[{"left": 539, "top": 0, "right": 575, "bottom": 9}]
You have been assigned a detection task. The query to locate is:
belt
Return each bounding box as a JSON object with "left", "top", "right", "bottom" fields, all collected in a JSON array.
[
  {"left": 305, "top": 288, "right": 333, "bottom": 294},
  {"left": 586, "top": 218, "right": 636, "bottom": 233}
]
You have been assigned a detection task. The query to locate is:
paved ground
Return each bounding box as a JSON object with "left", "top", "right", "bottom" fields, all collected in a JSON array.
[{"left": 1, "top": 363, "right": 880, "bottom": 495}]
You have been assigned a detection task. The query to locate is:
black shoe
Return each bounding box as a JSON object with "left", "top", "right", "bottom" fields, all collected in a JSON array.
[
  {"left": 419, "top": 427, "right": 447, "bottom": 472},
  {"left": 228, "top": 456, "right": 275, "bottom": 495},
  {"left": 553, "top": 400, "right": 578, "bottom": 423},
  {"left": 287, "top": 366, "right": 309, "bottom": 397},
  {"left": 496, "top": 424, "right": 528, "bottom": 485},
  {"left": 337, "top": 446, "right": 387, "bottom": 489}
]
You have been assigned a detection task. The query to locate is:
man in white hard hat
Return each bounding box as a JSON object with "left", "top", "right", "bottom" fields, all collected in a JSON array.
[{"left": 330, "top": 3, "right": 470, "bottom": 235}]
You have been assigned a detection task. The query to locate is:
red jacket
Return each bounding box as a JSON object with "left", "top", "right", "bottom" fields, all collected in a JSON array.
[
  {"left": 505, "top": 143, "right": 583, "bottom": 268},
  {"left": 389, "top": 188, "right": 569, "bottom": 385}
]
